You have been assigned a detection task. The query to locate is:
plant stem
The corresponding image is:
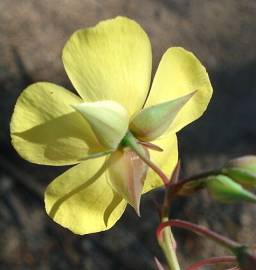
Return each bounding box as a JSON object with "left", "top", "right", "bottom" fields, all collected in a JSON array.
[
  {"left": 123, "top": 132, "right": 170, "bottom": 187},
  {"left": 158, "top": 179, "right": 181, "bottom": 270},
  {"left": 170, "top": 169, "right": 221, "bottom": 195},
  {"left": 136, "top": 150, "right": 170, "bottom": 187},
  {"left": 139, "top": 158, "right": 181, "bottom": 270},
  {"left": 158, "top": 217, "right": 181, "bottom": 270},
  {"left": 154, "top": 257, "right": 166, "bottom": 270},
  {"left": 185, "top": 256, "right": 237, "bottom": 270},
  {"left": 123, "top": 132, "right": 180, "bottom": 269},
  {"left": 157, "top": 219, "right": 241, "bottom": 251}
]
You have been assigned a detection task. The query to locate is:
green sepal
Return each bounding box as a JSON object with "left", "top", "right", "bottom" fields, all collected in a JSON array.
[
  {"left": 107, "top": 147, "right": 148, "bottom": 216},
  {"left": 129, "top": 91, "right": 195, "bottom": 141},
  {"left": 73, "top": 100, "right": 129, "bottom": 150}
]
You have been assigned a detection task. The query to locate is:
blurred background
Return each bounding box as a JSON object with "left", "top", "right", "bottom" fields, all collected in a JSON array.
[{"left": 1, "top": 0, "right": 256, "bottom": 269}]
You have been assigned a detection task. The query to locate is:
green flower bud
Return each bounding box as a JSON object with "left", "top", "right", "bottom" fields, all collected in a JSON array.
[
  {"left": 206, "top": 175, "right": 256, "bottom": 204},
  {"left": 73, "top": 100, "right": 129, "bottom": 150},
  {"left": 223, "top": 156, "right": 256, "bottom": 188},
  {"left": 129, "top": 92, "right": 195, "bottom": 142}
]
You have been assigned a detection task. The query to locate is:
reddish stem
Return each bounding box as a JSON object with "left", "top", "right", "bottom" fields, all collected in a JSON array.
[
  {"left": 156, "top": 219, "right": 241, "bottom": 251},
  {"left": 161, "top": 161, "right": 181, "bottom": 218},
  {"left": 138, "top": 141, "right": 163, "bottom": 152},
  {"left": 123, "top": 132, "right": 170, "bottom": 187},
  {"left": 186, "top": 256, "right": 237, "bottom": 270},
  {"left": 170, "top": 169, "right": 220, "bottom": 195},
  {"left": 154, "top": 257, "right": 167, "bottom": 270},
  {"left": 135, "top": 149, "right": 170, "bottom": 187},
  {"left": 170, "top": 160, "right": 181, "bottom": 184}
]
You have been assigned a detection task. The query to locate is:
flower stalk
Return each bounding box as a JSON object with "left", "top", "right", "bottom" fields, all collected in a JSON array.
[
  {"left": 158, "top": 216, "right": 180, "bottom": 270},
  {"left": 185, "top": 256, "right": 237, "bottom": 270},
  {"left": 154, "top": 257, "right": 167, "bottom": 270},
  {"left": 157, "top": 219, "right": 241, "bottom": 252},
  {"left": 122, "top": 132, "right": 170, "bottom": 187},
  {"left": 123, "top": 132, "right": 180, "bottom": 269},
  {"left": 158, "top": 164, "right": 182, "bottom": 270}
]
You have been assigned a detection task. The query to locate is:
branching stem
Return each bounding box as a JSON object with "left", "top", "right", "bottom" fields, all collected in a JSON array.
[
  {"left": 185, "top": 256, "right": 237, "bottom": 270},
  {"left": 157, "top": 219, "right": 241, "bottom": 251}
]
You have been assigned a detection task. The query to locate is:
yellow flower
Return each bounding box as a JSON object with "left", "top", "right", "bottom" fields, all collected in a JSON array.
[{"left": 10, "top": 16, "right": 212, "bottom": 234}]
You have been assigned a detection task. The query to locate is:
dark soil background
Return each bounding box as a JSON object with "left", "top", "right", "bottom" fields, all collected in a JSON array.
[{"left": 1, "top": 1, "right": 256, "bottom": 269}]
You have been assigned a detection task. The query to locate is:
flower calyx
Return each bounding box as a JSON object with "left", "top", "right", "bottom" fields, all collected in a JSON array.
[
  {"left": 130, "top": 91, "right": 195, "bottom": 141},
  {"left": 73, "top": 100, "right": 129, "bottom": 150}
]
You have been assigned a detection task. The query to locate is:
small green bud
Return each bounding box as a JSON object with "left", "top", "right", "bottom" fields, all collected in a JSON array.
[
  {"left": 223, "top": 155, "right": 256, "bottom": 188},
  {"left": 73, "top": 100, "right": 129, "bottom": 150},
  {"left": 129, "top": 92, "right": 195, "bottom": 141},
  {"left": 206, "top": 175, "right": 256, "bottom": 204}
]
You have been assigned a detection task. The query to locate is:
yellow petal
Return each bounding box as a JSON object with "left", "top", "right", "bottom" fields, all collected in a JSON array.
[
  {"left": 11, "top": 82, "right": 102, "bottom": 166},
  {"left": 45, "top": 157, "right": 127, "bottom": 235},
  {"left": 145, "top": 47, "right": 213, "bottom": 133},
  {"left": 143, "top": 135, "right": 178, "bottom": 193},
  {"left": 107, "top": 147, "right": 148, "bottom": 215},
  {"left": 62, "top": 16, "right": 152, "bottom": 116}
]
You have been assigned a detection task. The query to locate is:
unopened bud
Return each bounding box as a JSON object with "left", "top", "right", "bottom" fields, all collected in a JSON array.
[
  {"left": 222, "top": 156, "right": 256, "bottom": 188},
  {"left": 73, "top": 100, "right": 129, "bottom": 150},
  {"left": 129, "top": 92, "right": 195, "bottom": 142},
  {"left": 206, "top": 175, "right": 256, "bottom": 204}
]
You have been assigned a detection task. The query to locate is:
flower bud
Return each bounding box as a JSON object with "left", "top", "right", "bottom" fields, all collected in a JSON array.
[
  {"left": 206, "top": 175, "right": 256, "bottom": 204},
  {"left": 73, "top": 100, "right": 129, "bottom": 150},
  {"left": 222, "top": 156, "right": 256, "bottom": 188},
  {"left": 129, "top": 92, "right": 195, "bottom": 141}
]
